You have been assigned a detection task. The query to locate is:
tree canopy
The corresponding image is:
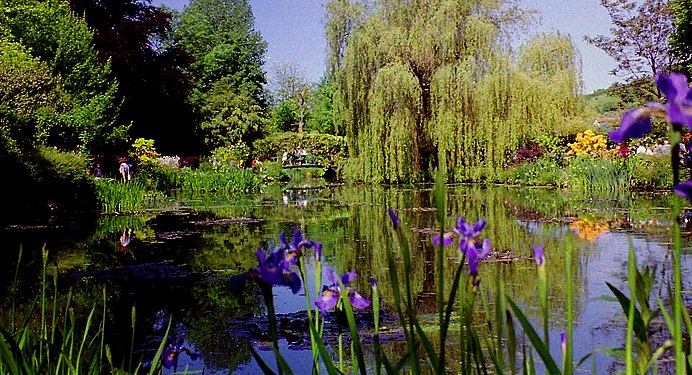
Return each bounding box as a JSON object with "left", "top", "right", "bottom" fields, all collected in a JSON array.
[
  {"left": 327, "top": 0, "right": 583, "bottom": 183},
  {"left": 670, "top": 0, "right": 692, "bottom": 74},
  {"left": 69, "top": 0, "right": 196, "bottom": 155},
  {"left": 584, "top": 0, "right": 677, "bottom": 87},
  {"left": 176, "top": 0, "right": 268, "bottom": 153},
  {"left": 0, "top": 0, "right": 127, "bottom": 155}
]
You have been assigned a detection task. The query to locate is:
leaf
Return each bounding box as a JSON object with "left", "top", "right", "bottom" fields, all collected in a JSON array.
[
  {"left": 605, "top": 282, "right": 647, "bottom": 343},
  {"left": 506, "top": 297, "right": 561, "bottom": 374}
]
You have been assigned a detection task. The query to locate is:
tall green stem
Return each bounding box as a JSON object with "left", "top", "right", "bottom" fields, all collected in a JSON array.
[
  {"left": 670, "top": 123, "right": 684, "bottom": 374},
  {"left": 260, "top": 283, "right": 283, "bottom": 375}
]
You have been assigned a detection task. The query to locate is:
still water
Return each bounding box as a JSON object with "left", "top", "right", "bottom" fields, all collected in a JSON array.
[{"left": 2, "top": 184, "right": 691, "bottom": 373}]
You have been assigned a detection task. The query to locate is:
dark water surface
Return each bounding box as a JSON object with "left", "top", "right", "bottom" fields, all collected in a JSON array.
[{"left": 2, "top": 184, "right": 691, "bottom": 374}]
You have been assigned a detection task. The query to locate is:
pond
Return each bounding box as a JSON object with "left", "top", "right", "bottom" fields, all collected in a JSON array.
[{"left": 2, "top": 184, "right": 691, "bottom": 374}]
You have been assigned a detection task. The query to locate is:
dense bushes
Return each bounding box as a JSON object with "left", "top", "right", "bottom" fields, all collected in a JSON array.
[
  {"left": 0, "top": 147, "right": 98, "bottom": 226},
  {"left": 252, "top": 132, "right": 347, "bottom": 169}
]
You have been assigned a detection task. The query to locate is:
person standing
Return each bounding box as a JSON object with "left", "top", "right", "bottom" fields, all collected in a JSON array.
[{"left": 119, "top": 159, "right": 131, "bottom": 182}]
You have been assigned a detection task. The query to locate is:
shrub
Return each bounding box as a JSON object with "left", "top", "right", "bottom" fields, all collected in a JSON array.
[
  {"left": 252, "top": 132, "right": 347, "bottom": 168},
  {"left": 565, "top": 155, "right": 635, "bottom": 192},
  {"left": 497, "top": 158, "right": 565, "bottom": 187},
  {"left": 630, "top": 154, "right": 673, "bottom": 190},
  {"left": 254, "top": 161, "right": 287, "bottom": 182}
]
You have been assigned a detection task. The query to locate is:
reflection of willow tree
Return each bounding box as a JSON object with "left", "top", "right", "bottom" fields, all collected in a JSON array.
[
  {"left": 329, "top": 185, "right": 584, "bottom": 324},
  {"left": 326, "top": 0, "right": 582, "bottom": 183}
]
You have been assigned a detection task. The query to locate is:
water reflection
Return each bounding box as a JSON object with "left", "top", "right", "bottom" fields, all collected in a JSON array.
[{"left": 1, "top": 185, "right": 690, "bottom": 373}]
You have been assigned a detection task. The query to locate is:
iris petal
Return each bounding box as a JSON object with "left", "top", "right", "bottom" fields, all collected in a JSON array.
[
  {"left": 532, "top": 245, "right": 545, "bottom": 266},
  {"left": 349, "top": 290, "right": 371, "bottom": 309},
  {"left": 674, "top": 180, "right": 692, "bottom": 201},
  {"left": 668, "top": 103, "right": 692, "bottom": 129},
  {"left": 341, "top": 270, "right": 357, "bottom": 285},
  {"left": 316, "top": 289, "right": 339, "bottom": 313},
  {"left": 608, "top": 107, "right": 652, "bottom": 143}
]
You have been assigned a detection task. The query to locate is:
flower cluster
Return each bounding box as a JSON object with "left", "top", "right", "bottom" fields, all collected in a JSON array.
[
  {"left": 608, "top": 72, "right": 692, "bottom": 200},
  {"left": 162, "top": 334, "right": 200, "bottom": 369},
  {"left": 315, "top": 268, "right": 371, "bottom": 314},
  {"left": 244, "top": 227, "right": 318, "bottom": 294},
  {"left": 567, "top": 130, "right": 607, "bottom": 157},
  {"left": 433, "top": 216, "right": 492, "bottom": 285}
]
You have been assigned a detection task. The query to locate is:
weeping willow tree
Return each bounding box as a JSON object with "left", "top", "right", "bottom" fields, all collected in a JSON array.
[{"left": 326, "top": 0, "right": 583, "bottom": 183}]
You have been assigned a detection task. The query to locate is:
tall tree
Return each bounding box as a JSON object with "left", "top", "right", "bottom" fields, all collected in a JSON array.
[
  {"left": 271, "top": 63, "right": 311, "bottom": 133},
  {"left": 670, "top": 0, "right": 692, "bottom": 74},
  {"left": 306, "top": 77, "right": 336, "bottom": 134},
  {"left": 176, "top": 0, "right": 268, "bottom": 152},
  {"left": 584, "top": 0, "right": 678, "bottom": 90},
  {"left": 69, "top": 0, "right": 196, "bottom": 155},
  {"left": 327, "top": 0, "right": 580, "bottom": 183},
  {"left": 177, "top": 0, "right": 266, "bottom": 100},
  {"left": 0, "top": 0, "right": 127, "bottom": 155}
]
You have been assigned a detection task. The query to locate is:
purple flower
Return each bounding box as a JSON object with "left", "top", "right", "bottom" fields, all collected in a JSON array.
[
  {"left": 675, "top": 180, "right": 692, "bottom": 201},
  {"left": 162, "top": 334, "right": 199, "bottom": 369},
  {"left": 433, "top": 217, "right": 487, "bottom": 248},
  {"left": 313, "top": 242, "right": 322, "bottom": 262},
  {"left": 532, "top": 245, "right": 545, "bottom": 267},
  {"left": 315, "top": 268, "right": 371, "bottom": 314},
  {"left": 657, "top": 72, "right": 692, "bottom": 127},
  {"left": 608, "top": 107, "right": 654, "bottom": 144},
  {"left": 434, "top": 216, "right": 492, "bottom": 285},
  {"left": 560, "top": 331, "right": 567, "bottom": 354},
  {"left": 388, "top": 208, "right": 400, "bottom": 228},
  {"left": 608, "top": 72, "right": 692, "bottom": 144},
  {"left": 280, "top": 227, "right": 315, "bottom": 266},
  {"left": 249, "top": 247, "right": 301, "bottom": 294}
]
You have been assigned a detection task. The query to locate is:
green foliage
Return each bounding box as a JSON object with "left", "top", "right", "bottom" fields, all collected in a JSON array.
[
  {"left": 177, "top": 0, "right": 267, "bottom": 99},
  {"left": 198, "top": 78, "right": 268, "bottom": 150},
  {"left": 565, "top": 155, "right": 637, "bottom": 192},
  {"left": 305, "top": 77, "right": 336, "bottom": 134},
  {"left": 630, "top": 154, "right": 674, "bottom": 190},
  {"left": 207, "top": 144, "right": 252, "bottom": 171},
  {"left": 533, "top": 133, "right": 567, "bottom": 166},
  {"left": 179, "top": 169, "right": 260, "bottom": 194},
  {"left": 0, "top": 144, "right": 99, "bottom": 226},
  {"left": 270, "top": 100, "right": 299, "bottom": 132},
  {"left": 585, "top": 89, "right": 621, "bottom": 113},
  {"left": 253, "top": 161, "right": 286, "bottom": 182},
  {"left": 497, "top": 158, "right": 565, "bottom": 186},
  {"left": 670, "top": 0, "right": 692, "bottom": 73},
  {"left": 28, "top": 146, "right": 98, "bottom": 218},
  {"left": 94, "top": 178, "right": 164, "bottom": 214},
  {"left": 0, "top": 37, "right": 66, "bottom": 150},
  {"left": 327, "top": 0, "right": 583, "bottom": 183},
  {"left": 0, "top": 0, "right": 126, "bottom": 156},
  {"left": 252, "top": 131, "right": 347, "bottom": 168}
]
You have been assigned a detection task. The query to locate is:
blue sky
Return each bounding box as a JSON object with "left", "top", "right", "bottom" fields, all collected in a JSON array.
[{"left": 154, "top": 0, "right": 621, "bottom": 94}]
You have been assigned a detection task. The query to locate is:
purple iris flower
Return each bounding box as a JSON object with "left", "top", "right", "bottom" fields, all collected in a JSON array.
[
  {"left": 313, "top": 241, "right": 322, "bottom": 262},
  {"left": 532, "top": 245, "right": 545, "bottom": 267},
  {"left": 656, "top": 72, "right": 692, "bottom": 126},
  {"left": 560, "top": 331, "right": 567, "bottom": 354},
  {"left": 609, "top": 72, "right": 692, "bottom": 144},
  {"left": 162, "top": 334, "right": 200, "bottom": 369},
  {"left": 250, "top": 247, "right": 301, "bottom": 294},
  {"left": 280, "top": 227, "right": 315, "bottom": 266},
  {"left": 315, "top": 268, "right": 371, "bottom": 314},
  {"left": 433, "top": 217, "right": 486, "bottom": 247},
  {"left": 433, "top": 216, "right": 491, "bottom": 284},
  {"left": 674, "top": 180, "right": 692, "bottom": 202}
]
